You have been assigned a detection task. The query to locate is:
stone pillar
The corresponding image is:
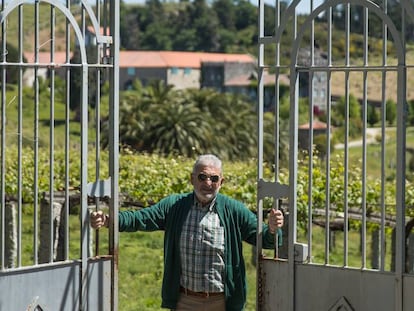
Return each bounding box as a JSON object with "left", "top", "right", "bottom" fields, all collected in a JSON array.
[
  {"left": 55, "top": 201, "right": 68, "bottom": 262},
  {"left": 3, "top": 201, "right": 17, "bottom": 268},
  {"left": 406, "top": 232, "right": 414, "bottom": 273},
  {"left": 370, "top": 228, "right": 380, "bottom": 269},
  {"left": 39, "top": 197, "right": 63, "bottom": 263},
  {"left": 391, "top": 228, "right": 395, "bottom": 272}
]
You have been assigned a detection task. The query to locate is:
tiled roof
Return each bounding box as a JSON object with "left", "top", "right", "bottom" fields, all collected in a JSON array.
[
  {"left": 299, "top": 120, "right": 330, "bottom": 130},
  {"left": 118, "top": 51, "right": 255, "bottom": 68},
  {"left": 24, "top": 50, "right": 255, "bottom": 69},
  {"left": 24, "top": 51, "right": 71, "bottom": 64}
]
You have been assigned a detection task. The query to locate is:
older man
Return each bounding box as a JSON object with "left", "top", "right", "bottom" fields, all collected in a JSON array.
[{"left": 91, "top": 154, "right": 284, "bottom": 311}]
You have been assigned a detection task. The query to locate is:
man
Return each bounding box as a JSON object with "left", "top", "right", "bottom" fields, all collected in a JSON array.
[{"left": 90, "top": 154, "right": 284, "bottom": 311}]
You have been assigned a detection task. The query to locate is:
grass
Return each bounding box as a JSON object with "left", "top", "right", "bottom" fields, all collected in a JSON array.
[{"left": 335, "top": 126, "right": 414, "bottom": 180}]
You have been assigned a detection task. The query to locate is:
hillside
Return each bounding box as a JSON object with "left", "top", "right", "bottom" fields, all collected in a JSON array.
[{"left": 4, "top": 2, "right": 414, "bottom": 103}]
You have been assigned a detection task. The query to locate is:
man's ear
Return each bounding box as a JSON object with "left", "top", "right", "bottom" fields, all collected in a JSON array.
[
  {"left": 220, "top": 177, "right": 224, "bottom": 186},
  {"left": 190, "top": 173, "right": 195, "bottom": 185}
]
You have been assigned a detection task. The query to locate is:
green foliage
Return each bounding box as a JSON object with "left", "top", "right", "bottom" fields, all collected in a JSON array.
[
  {"left": 6, "top": 141, "right": 414, "bottom": 223},
  {"left": 408, "top": 99, "right": 414, "bottom": 126},
  {"left": 386, "top": 99, "right": 397, "bottom": 125},
  {"left": 367, "top": 104, "right": 380, "bottom": 126},
  {"left": 331, "top": 94, "right": 363, "bottom": 141},
  {"left": 0, "top": 42, "right": 27, "bottom": 84},
  {"left": 69, "top": 46, "right": 101, "bottom": 119},
  {"left": 106, "top": 83, "right": 258, "bottom": 161}
]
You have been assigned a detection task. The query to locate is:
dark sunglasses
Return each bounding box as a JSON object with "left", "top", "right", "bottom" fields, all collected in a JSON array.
[{"left": 197, "top": 173, "right": 220, "bottom": 183}]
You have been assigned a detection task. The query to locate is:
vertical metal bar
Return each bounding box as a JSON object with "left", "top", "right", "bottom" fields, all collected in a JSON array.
[
  {"left": 0, "top": 0, "right": 6, "bottom": 272},
  {"left": 110, "top": 0, "right": 120, "bottom": 308},
  {"left": 307, "top": 69, "right": 314, "bottom": 259},
  {"left": 342, "top": 2, "right": 351, "bottom": 268},
  {"left": 95, "top": 0, "right": 102, "bottom": 256},
  {"left": 256, "top": 0, "right": 265, "bottom": 309},
  {"left": 307, "top": 0, "right": 315, "bottom": 265},
  {"left": 394, "top": 4, "right": 407, "bottom": 310},
  {"left": 33, "top": 0, "right": 40, "bottom": 266},
  {"left": 288, "top": 8, "right": 298, "bottom": 310},
  {"left": 394, "top": 62, "right": 406, "bottom": 311},
  {"left": 17, "top": 2, "right": 24, "bottom": 268},
  {"left": 323, "top": 4, "right": 333, "bottom": 266},
  {"left": 361, "top": 6, "right": 369, "bottom": 270},
  {"left": 79, "top": 4, "right": 89, "bottom": 308},
  {"left": 49, "top": 3, "right": 56, "bottom": 264},
  {"left": 80, "top": 63, "right": 89, "bottom": 311},
  {"left": 380, "top": 0, "right": 388, "bottom": 272},
  {"left": 64, "top": 0, "right": 71, "bottom": 262},
  {"left": 272, "top": 0, "right": 281, "bottom": 260},
  {"left": 79, "top": 0, "right": 90, "bottom": 301}
]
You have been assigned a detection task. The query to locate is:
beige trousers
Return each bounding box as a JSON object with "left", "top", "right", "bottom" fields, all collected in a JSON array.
[{"left": 175, "top": 292, "right": 226, "bottom": 311}]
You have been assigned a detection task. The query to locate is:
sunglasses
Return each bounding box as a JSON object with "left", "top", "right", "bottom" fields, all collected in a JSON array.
[{"left": 197, "top": 173, "right": 220, "bottom": 183}]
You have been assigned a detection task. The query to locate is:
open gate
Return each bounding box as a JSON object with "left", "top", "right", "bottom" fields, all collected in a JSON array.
[
  {"left": 257, "top": 0, "right": 413, "bottom": 310},
  {"left": 0, "top": 0, "right": 119, "bottom": 310}
]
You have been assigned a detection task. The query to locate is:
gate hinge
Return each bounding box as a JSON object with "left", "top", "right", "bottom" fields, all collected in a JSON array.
[
  {"left": 87, "top": 178, "right": 111, "bottom": 198},
  {"left": 257, "top": 179, "right": 289, "bottom": 200}
]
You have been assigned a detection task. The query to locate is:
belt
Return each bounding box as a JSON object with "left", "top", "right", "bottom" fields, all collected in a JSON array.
[{"left": 180, "top": 286, "right": 224, "bottom": 298}]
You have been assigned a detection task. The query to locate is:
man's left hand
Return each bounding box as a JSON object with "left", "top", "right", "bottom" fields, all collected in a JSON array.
[{"left": 268, "top": 209, "right": 284, "bottom": 234}]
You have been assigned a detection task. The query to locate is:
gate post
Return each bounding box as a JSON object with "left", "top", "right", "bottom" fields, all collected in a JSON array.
[
  {"left": 4, "top": 201, "right": 17, "bottom": 268},
  {"left": 371, "top": 227, "right": 380, "bottom": 269},
  {"left": 39, "top": 195, "right": 63, "bottom": 263}
]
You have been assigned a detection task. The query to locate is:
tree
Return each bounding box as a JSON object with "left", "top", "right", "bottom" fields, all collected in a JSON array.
[
  {"left": 188, "top": 88, "right": 257, "bottom": 160},
  {"left": 407, "top": 100, "right": 414, "bottom": 126},
  {"left": 332, "top": 94, "right": 362, "bottom": 140},
  {"left": 146, "top": 100, "right": 210, "bottom": 156},
  {"left": 234, "top": 0, "right": 256, "bottom": 30},
  {"left": 119, "top": 3, "right": 141, "bottom": 50},
  {"left": 0, "top": 42, "right": 26, "bottom": 84},
  {"left": 367, "top": 104, "right": 379, "bottom": 126},
  {"left": 104, "top": 83, "right": 259, "bottom": 160},
  {"left": 142, "top": 84, "right": 212, "bottom": 157},
  {"left": 187, "top": 0, "right": 221, "bottom": 51},
  {"left": 385, "top": 99, "right": 396, "bottom": 126},
  {"left": 213, "top": 0, "right": 236, "bottom": 30},
  {"left": 69, "top": 46, "right": 100, "bottom": 121}
]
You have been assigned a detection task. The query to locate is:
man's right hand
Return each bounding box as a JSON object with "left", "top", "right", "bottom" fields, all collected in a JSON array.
[{"left": 90, "top": 210, "right": 109, "bottom": 229}]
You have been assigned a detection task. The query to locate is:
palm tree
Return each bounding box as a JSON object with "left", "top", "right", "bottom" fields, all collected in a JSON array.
[
  {"left": 189, "top": 89, "right": 257, "bottom": 160},
  {"left": 118, "top": 91, "right": 149, "bottom": 149},
  {"left": 144, "top": 93, "right": 213, "bottom": 157}
]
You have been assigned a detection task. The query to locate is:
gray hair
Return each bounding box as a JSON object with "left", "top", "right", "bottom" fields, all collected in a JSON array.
[{"left": 192, "top": 154, "right": 223, "bottom": 174}]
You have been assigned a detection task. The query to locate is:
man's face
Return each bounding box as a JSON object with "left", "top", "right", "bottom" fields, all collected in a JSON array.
[{"left": 191, "top": 164, "right": 223, "bottom": 204}]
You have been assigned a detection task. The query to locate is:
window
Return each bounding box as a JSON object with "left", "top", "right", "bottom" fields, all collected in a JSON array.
[
  {"left": 184, "top": 68, "right": 191, "bottom": 75},
  {"left": 127, "top": 67, "right": 135, "bottom": 76},
  {"left": 171, "top": 67, "right": 179, "bottom": 74}
]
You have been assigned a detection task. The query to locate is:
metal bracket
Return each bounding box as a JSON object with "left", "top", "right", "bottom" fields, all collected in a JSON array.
[
  {"left": 294, "top": 243, "right": 308, "bottom": 263},
  {"left": 257, "top": 179, "right": 289, "bottom": 200},
  {"left": 96, "top": 35, "right": 113, "bottom": 44},
  {"left": 87, "top": 177, "right": 112, "bottom": 198}
]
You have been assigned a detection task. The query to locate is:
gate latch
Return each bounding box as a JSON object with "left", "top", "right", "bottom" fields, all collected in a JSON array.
[
  {"left": 257, "top": 179, "right": 289, "bottom": 200},
  {"left": 87, "top": 178, "right": 112, "bottom": 198}
]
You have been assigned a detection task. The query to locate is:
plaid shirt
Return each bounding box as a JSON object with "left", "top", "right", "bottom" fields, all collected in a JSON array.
[{"left": 179, "top": 197, "right": 225, "bottom": 293}]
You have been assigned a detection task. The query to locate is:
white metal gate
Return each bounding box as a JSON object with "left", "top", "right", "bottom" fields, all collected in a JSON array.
[
  {"left": 0, "top": 0, "right": 119, "bottom": 310},
  {"left": 257, "top": 0, "right": 413, "bottom": 310}
]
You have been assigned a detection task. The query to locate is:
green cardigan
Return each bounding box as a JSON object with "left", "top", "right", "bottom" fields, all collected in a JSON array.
[{"left": 118, "top": 192, "right": 280, "bottom": 311}]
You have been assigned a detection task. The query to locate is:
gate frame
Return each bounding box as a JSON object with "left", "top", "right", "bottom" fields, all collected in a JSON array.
[
  {"left": 0, "top": 0, "right": 119, "bottom": 309},
  {"left": 256, "top": 1, "right": 410, "bottom": 310}
]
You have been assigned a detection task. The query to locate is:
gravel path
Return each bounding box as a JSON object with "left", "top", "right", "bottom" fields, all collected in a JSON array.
[{"left": 335, "top": 127, "right": 382, "bottom": 149}]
